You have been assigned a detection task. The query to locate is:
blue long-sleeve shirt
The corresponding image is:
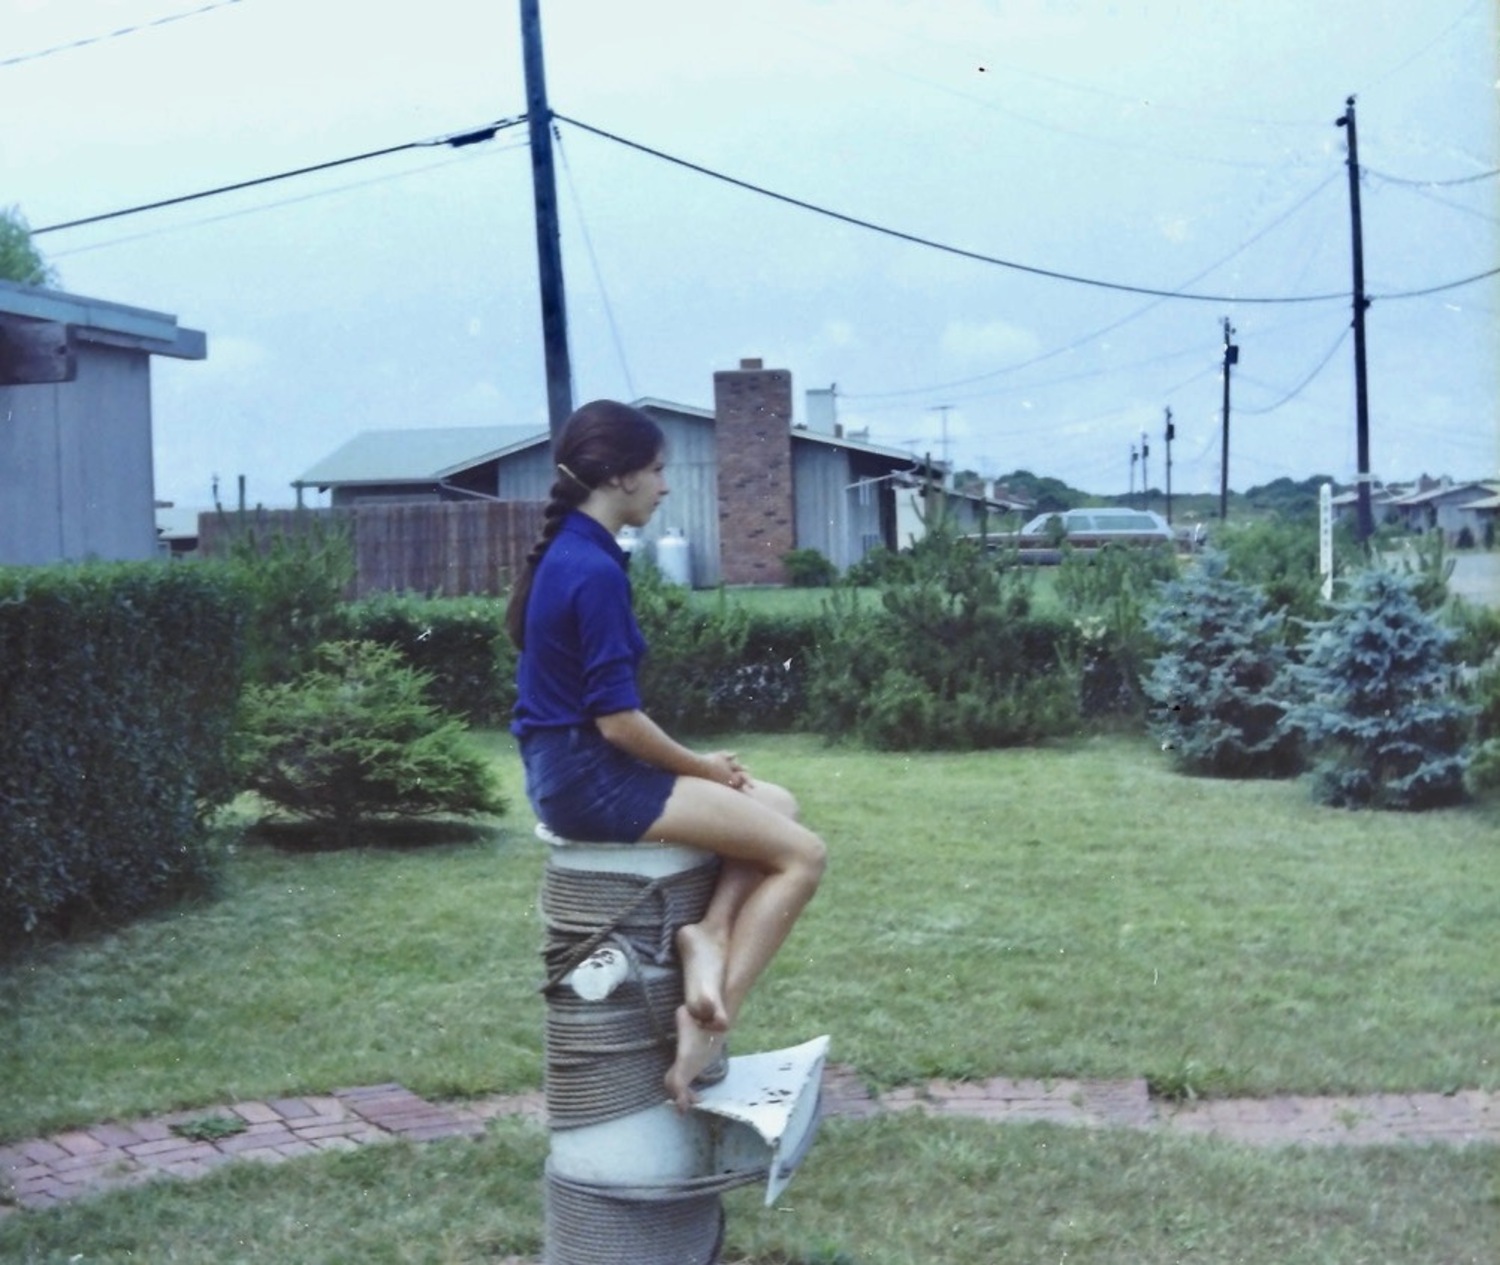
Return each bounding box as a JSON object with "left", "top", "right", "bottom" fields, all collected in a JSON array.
[{"left": 511, "top": 511, "right": 647, "bottom": 737}]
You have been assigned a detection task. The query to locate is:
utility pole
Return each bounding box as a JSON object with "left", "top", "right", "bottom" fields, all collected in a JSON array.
[
  {"left": 1129, "top": 444, "right": 1138, "bottom": 502},
  {"left": 1337, "top": 96, "right": 1375, "bottom": 545},
  {"left": 1140, "top": 430, "right": 1150, "bottom": 512},
  {"left": 1163, "top": 406, "right": 1175, "bottom": 525},
  {"left": 520, "top": 0, "right": 573, "bottom": 439},
  {"left": 931, "top": 404, "right": 953, "bottom": 468},
  {"left": 1219, "top": 317, "right": 1238, "bottom": 522}
]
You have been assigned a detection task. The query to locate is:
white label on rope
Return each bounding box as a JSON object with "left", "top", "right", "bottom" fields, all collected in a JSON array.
[{"left": 567, "top": 946, "right": 631, "bottom": 1001}]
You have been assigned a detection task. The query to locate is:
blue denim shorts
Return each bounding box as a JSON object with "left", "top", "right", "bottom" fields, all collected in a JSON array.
[{"left": 519, "top": 726, "right": 678, "bottom": 843}]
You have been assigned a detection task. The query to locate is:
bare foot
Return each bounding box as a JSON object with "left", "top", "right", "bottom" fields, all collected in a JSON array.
[
  {"left": 675, "top": 922, "right": 729, "bottom": 1032},
  {"left": 664, "top": 1004, "right": 725, "bottom": 1114}
]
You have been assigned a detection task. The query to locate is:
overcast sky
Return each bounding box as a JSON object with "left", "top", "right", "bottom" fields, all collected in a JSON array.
[{"left": 5, "top": 0, "right": 1497, "bottom": 511}]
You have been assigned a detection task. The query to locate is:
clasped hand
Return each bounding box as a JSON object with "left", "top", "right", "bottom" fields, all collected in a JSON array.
[{"left": 702, "top": 750, "right": 752, "bottom": 790}]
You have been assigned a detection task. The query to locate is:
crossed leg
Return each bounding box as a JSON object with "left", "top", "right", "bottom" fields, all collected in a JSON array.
[{"left": 640, "top": 777, "right": 826, "bottom": 1111}]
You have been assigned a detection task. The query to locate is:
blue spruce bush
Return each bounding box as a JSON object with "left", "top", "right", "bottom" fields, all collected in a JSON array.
[
  {"left": 1143, "top": 552, "right": 1303, "bottom": 777},
  {"left": 1281, "top": 569, "right": 1471, "bottom": 810}
]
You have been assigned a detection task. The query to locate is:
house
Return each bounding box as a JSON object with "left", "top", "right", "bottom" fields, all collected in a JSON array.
[
  {"left": 1, "top": 279, "right": 206, "bottom": 565},
  {"left": 1391, "top": 479, "right": 1500, "bottom": 543},
  {"left": 295, "top": 359, "right": 1016, "bottom": 588}
]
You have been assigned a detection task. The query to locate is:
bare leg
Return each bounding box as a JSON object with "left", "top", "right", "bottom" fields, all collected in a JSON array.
[
  {"left": 643, "top": 778, "right": 826, "bottom": 1110},
  {"left": 676, "top": 860, "right": 758, "bottom": 1032},
  {"left": 662, "top": 1004, "right": 727, "bottom": 1112}
]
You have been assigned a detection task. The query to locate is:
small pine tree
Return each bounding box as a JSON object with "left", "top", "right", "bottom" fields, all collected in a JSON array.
[
  {"left": 1144, "top": 552, "right": 1303, "bottom": 777},
  {"left": 241, "top": 640, "right": 505, "bottom": 833},
  {"left": 1281, "top": 569, "right": 1471, "bottom": 810}
]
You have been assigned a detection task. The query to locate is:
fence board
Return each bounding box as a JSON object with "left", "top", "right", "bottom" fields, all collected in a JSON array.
[{"left": 197, "top": 501, "right": 547, "bottom": 598}]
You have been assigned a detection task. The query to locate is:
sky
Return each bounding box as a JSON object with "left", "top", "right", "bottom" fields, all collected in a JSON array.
[{"left": 4, "top": 0, "right": 1497, "bottom": 512}]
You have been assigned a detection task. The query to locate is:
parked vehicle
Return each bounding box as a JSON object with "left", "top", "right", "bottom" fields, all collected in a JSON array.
[{"left": 976, "top": 506, "right": 1182, "bottom": 563}]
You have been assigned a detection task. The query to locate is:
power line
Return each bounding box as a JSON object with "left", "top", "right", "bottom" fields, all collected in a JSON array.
[
  {"left": 845, "top": 171, "right": 1344, "bottom": 401},
  {"left": 32, "top": 117, "right": 525, "bottom": 235},
  {"left": 1, "top": 0, "right": 246, "bottom": 70},
  {"left": 1236, "top": 325, "right": 1352, "bottom": 414},
  {"left": 554, "top": 112, "right": 1352, "bottom": 306},
  {"left": 554, "top": 126, "right": 636, "bottom": 400},
  {"left": 1365, "top": 165, "right": 1500, "bottom": 188},
  {"left": 45, "top": 143, "right": 526, "bottom": 260}
]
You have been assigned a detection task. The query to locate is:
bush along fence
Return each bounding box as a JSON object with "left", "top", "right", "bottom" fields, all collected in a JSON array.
[{"left": 0, "top": 563, "right": 246, "bottom": 944}]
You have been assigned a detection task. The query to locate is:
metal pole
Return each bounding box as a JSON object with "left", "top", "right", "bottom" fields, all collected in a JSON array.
[
  {"left": 1337, "top": 97, "right": 1375, "bottom": 545},
  {"left": 520, "top": 0, "right": 574, "bottom": 439}
]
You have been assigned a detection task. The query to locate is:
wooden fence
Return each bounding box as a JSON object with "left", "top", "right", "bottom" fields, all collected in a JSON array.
[{"left": 197, "top": 501, "right": 547, "bottom": 598}]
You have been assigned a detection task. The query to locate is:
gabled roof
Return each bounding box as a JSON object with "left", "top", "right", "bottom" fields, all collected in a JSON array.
[
  {"left": 792, "top": 426, "right": 938, "bottom": 469},
  {"left": 1393, "top": 481, "right": 1498, "bottom": 506},
  {"left": 295, "top": 426, "right": 544, "bottom": 488}
]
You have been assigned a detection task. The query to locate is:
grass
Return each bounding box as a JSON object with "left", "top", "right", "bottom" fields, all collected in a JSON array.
[
  {"left": 1, "top": 1116, "right": 1496, "bottom": 1264},
  {"left": 3, "top": 734, "right": 1497, "bottom": 1145},
  {"left": 3, "top": 733, "right": 1497, "bottom": 1261}
]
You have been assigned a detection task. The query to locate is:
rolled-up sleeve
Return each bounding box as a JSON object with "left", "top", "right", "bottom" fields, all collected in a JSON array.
[{"left": 575, "top": 566, "right": 645, "bottom": 717}]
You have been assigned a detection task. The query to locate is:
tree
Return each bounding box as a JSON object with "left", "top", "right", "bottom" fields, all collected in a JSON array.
[
  {"left": 0, "top": 206, "right": 57, "bottom": 287},
  {"left": 1281, "top": 569, "right": 1471, "bottom": 810},
  {"left": 240, "top": 641, "right": 506, "bottom": 834},
  {"left": 1144, "top": 552, "right": 1303, "bottom": 777}
]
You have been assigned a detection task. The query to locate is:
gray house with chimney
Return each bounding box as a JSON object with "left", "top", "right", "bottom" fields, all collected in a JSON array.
[{"left": 295, "top": 360, "right": 1013, "bottom": 588}]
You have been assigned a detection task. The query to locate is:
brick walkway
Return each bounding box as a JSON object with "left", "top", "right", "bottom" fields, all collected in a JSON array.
[{"left": 3, "top": 1068, "right": 1496, "bottom": 1218}]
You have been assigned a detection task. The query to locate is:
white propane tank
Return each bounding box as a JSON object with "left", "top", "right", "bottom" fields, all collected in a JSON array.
[
  {"left": 655, "top": 528, "right": 692, "bottom": 586},
  {"left": 615, "top": 525, "right": 643, "bottom": 558}
]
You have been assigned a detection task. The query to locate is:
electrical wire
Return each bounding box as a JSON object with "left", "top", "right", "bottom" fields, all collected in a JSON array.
[
  {"left": 1365, "top": 166, "right": 1500, "bottom": 188},
  {"left": 1235, "top": 325, "right": 1352, "bottom": 414},
  {"left": 554, "top": 126, "right": 637, "bottom": 400},
  {"left": 45, "top": 143, "right": 526, "bottom": 260},
  {"left": 845, "top": 171, "right": 1344, "bottom": 401},
  {"left": 1, "top": 0, "right": 245, "bottom": 69},
  {"left": 32, "top": 117, "right": 525, "bottom": 235},
  {"left": 554, "top": 112, "right": 1351, "bottom": 306}
]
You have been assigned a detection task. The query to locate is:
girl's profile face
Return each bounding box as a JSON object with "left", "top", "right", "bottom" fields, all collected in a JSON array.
[{"left": 615, "top": 454, "right": 669, "bottom": 528}]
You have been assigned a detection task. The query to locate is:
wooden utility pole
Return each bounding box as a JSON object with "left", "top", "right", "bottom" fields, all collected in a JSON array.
[
  {"left": 1140, "top": 430, "right": 1150, "bottom": 511},
  {"left": 520, "top": 0, "right": 573, "bottom": 438},
  {"left": 1219, "top": 317, "right": 1238, "bottom": 521},
  {"left": 1163, "top": 406, "right": 1175, "bottom": 525},
  {"left": 1337, "top": 96, "right": 1375, "bottom": 544}
]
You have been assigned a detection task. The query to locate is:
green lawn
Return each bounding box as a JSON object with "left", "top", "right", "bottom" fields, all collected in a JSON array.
[
  {"left": 3, "top": 733, "right": 1497, "bottom": 1262},
  {"left": 2, "top": 1116, "right": 1496, "bottom": 1264}
]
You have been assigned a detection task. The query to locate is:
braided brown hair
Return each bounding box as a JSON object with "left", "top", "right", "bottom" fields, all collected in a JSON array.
[{"left": 504, "top": 400, "right": 665, "bottom": 649}]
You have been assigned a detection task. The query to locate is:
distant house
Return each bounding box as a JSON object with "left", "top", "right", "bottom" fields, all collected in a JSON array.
[
  {"left": 295, "top": 359, "right": 1016, "bottom": 587},
  {"left": 0, "top": 280, "right": 206, "bottom": 565},
  {"left": 1391, "top": 479, "right": 1500, "bottom": 542}
]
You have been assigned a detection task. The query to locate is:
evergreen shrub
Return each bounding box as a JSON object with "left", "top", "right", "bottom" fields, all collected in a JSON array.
[
  {"left": 1142, "top": 553, "right": 1303, "bottom": 777},
  {"left": 0, "top": 563, "right": 246, "bottom": 942},
  {"left": 804, "top": 526, "right": 1079, "bottom": 750},
  {"left": 781, "top": 547, "right": 838, "bottom": 588},
  {"left": 1281, "top": 569, "right": 1471, "bottom": 810},
  {"left": 240, "top": 640, "right": 505, "bottom": 834}
]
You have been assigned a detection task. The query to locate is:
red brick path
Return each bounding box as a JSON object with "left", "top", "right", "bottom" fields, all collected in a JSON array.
[{"left": 3, "top": 1068, "right": 1495, "bottom": 1218}]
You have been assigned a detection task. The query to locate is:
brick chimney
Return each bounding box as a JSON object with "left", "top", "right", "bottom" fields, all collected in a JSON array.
[{"left": 714, "top": 358, "right": 795, "bottom": 585}]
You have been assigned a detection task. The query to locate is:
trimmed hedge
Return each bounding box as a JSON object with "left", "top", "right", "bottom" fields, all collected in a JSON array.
[
  {"left": 0, "top": 563, "right": 246, "bottom": 943},
  {"left": 339, "top": 593, "right": 515, "bottom": 727}
]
